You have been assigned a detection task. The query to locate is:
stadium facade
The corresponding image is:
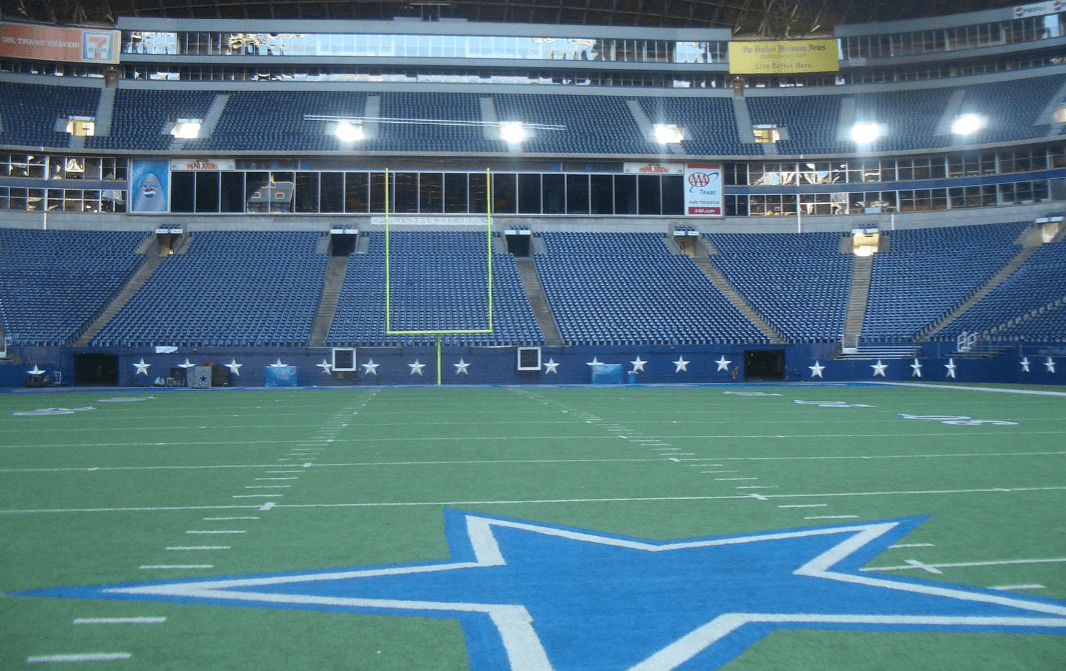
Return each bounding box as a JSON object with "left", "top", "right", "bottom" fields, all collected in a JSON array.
[{"left": 0, "top": 3, "right": 1064, "bottom": 387}]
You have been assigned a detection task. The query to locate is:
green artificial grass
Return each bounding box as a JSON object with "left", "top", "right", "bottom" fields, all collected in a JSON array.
[{"left": 1, "top": 384, "right": 1064, "bottom": 670}]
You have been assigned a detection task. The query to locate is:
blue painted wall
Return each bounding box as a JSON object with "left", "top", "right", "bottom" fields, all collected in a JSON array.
[{"left": 2, "top": 342, "right": 1064, "bottom": 388}]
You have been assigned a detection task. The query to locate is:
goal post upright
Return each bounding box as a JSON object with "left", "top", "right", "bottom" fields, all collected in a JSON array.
[{"left": 384, "top": 167, "right": 495, "bottom": 385}]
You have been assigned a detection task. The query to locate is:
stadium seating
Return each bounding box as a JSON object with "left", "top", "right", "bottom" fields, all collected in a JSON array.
[
  {"left": 326, "top": 231, "right": 543, "bottom": 346},
  {"left": 90, "top": 231, "right": 328, "bottom": 346},
  {"left": 534, "top": 233, "right": 767, "bottom": 345},
  {"left": 705, "top": 232, "right": 851, "bottom": 342},
  {"left": 862, "top": 222, "right": 1029, "bottom": 341},
  {"left": 636, "top": 97, "right": 761, "bottom": 156},
  {"left": 0, "top": 229, "right": 147, "bottom": 345},
  {"left": 492, "top": 94, "right": 654, "bottom": 155},
  {"left": 88, "top": 89, "right": 216, "bottom": 151},
  {"left": 0, "top": 82, "right": 99, "bottom": 149},
  {"left": 936, "top": 239, "right": 1066, "bottom": 340}
]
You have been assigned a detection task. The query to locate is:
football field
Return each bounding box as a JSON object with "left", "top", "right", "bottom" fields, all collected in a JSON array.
[{"left": 2, "top": 383, "right": 1065, "bottom": 670}]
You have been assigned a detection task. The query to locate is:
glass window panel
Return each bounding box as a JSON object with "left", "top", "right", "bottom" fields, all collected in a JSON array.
[
  {"left": 194, "top": 171, "right": 220, "bottom": 213},
  {"left": 295, "top": 172, "right": 319, "bottom": 213},
  {"left": 518, "top": 174, "right": 541, "bottom": 214},
  {"left": 444, "top": 172, "right": 468, "bottom": 213},
  {"left": 637, "top": 175, "right": 660, "bottom": 215},
  {"left": 590, "top": 174, "right": 613, "bottom": 214},
  {"left": 319, "top": 172, "right": 343, "bottom": 213},
  {"left": 566, "top": 174, "right": 589, "bottom": 214},
  {"left": 171, "top": 171, "right": 195, "bottom": 212},
  {"left": 345, "top": 172, "right": 369, "bottom": 213},
  {"left": 419, "top": 173, "right": 444, "bottom": 213},
  {"left": 369, "top": 172, "right": 387, "bottom": 213},
  {"left": 542, "top": 173, "right": 565, "bottom": 214},
  {"left": 492, "top": 173, "right": 517, "bottom": 214},
  {"left": 614, "top": 174, "right": 637, "bottom": 214},
  {"left": 469, "top": 172, "right": 488, "bottom": 214}
]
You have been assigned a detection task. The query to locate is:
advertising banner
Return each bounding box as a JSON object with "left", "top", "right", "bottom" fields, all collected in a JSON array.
[
  {"left": 0, "top": 24, "right": 120, "bottom": 64},
  {"left": 684, "top": 164, "right": 723, "bottom": 217},
  {"left": 170, "top": 159, "right": 237, "bottom": 172},
  {"left": 729, "top": 39, "right": 839, "bottom": 75},
  {"left": 1013, "top": 1, "right": 1064, "bottom": 19},
  {"left": 623, "top": 163, "right": 685, "bottom": 175},
  {"left": 130, "top": 160, "right": 170, "bottom": 214}
]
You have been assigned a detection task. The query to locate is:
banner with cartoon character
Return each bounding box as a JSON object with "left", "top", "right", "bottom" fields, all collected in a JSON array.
[{"left": 130, "top": 160, "right": 170, "bottom": 213}]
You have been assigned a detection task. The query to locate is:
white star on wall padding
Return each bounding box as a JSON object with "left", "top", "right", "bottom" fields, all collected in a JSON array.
[
  {"left": 225, "top": 359, "right": 243, "bottom": 376},
  {"left": 543, "top": 358, "right": 560, "bottom": 374},
  {"left": 133, "top": 359, "right": 151, "bottom": 375},
  {"left": 1045, "top": 357, "right": 1056, "bottom": 373},
  {"left": 178, "top": 358, "right": 196, "bottom": 369},
  {"left": 586, "top": 357, "right": 604, "bottom": 367},
  {"left": 715, "top": 356, "right": 732, "bottom": 372},
  {"left": 673, "top": 357, "right": 689, "bottom": 373},
  {"left": 630, "top": 357, "right": 647, "bottom": 373},
  {"left": 454, "top": 359, "right": 471, "bottom": 375},
  {"left": 944, "top": 358, "right": 957, "bottom": 378},
  {"left": 809, "top": 361, "right": 825, "bottom": 378},
  {"left": 269, "top": 359, "right": 288, "bottom": 368},
  {"left": 871, "top": 360, "right": 888, "bottom": 377},
  {"left": 409, "top": 360, "right": 426, "bottom": 375},
  {"left": 910, "top": 359, "right": 922, "bottom": 378},
  {"left": 1021, "top": 357, "right": 1031, "bottom": 373},
  {"left": 362, "top": 359, "right": 379, "bottom": 376},
  {"left": 316, "top": 359, "right": 333, "bottom": 375}
]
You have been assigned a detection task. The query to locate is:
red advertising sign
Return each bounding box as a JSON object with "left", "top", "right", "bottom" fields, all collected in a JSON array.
[{"left": 0, "top": 24, "right": 120, "bottom": 64}]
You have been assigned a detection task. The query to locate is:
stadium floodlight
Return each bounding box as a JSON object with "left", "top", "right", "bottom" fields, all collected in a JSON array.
[
  {"left": 171, "top": 120, "right": 202, "bottom": 139},
  {"left": 654, "top": 124, "right": 684, "bottom": 144},
  {"left": 850, "top": 122, "right": 881, "bottom": 144},
  {"left": 952, "top": 113, "right": 983, "bottom": 136},
  {"left": 499, "top": 122, "right": 526, "bottom": 144},
  {"left": 335, "top": 121, "right": 364, "bottom": 143}
]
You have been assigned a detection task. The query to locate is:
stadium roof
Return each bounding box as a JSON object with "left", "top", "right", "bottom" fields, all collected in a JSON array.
[{"left": 5, "top": 0, "right": 1023, "bottom": 36}]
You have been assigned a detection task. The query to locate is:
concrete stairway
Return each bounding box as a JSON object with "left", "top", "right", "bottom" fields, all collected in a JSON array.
[
  {"left": 841, "top": 254, "right": 873, "bottom": 350},
  {"left": 919, "top": 244, "right": 1041, "bottom": 341},
  {"left": 692, "top": 258, "right": 786, "bottom": 344},
  {"left": 514, "top": 257, "right": 563, "bottom": 346},
  {"left": 75, "top": 255, "right": 163, "bottom": 346},
  {"left": 308, "top": 253, "right": 350, "bottom": 347}
]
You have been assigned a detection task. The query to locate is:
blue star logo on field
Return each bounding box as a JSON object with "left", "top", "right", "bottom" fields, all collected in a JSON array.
[{"left": 15, "top": 512, "right": 1066, "bottom": 671}]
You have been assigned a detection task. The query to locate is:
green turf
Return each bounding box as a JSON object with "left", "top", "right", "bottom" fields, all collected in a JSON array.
[{"left": 1, "top": 384, "right": 1064, "bottom": 670}]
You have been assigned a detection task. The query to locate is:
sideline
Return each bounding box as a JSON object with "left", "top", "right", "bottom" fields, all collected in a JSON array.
[{"left": 871, "top": 382, "right": 1066, "bottom": 397}]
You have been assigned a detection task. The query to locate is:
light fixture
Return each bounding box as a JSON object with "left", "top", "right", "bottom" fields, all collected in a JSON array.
[
  {"left": 654, "top": 124, "right": 684, "bottom": 144},
  {"left": 335, "top": 122, "right": 364, "bottom": 142},
  {"left": 850, "top": 122, "right": 881, "bottom": 144},
  {"left": 500, "top": 122, "right": 526, "bottom": 144},
  {"left": 951, "top": 113, "right": 983, "bottom": 136},
  {"left": 171, "top": 120, "right": 202, "bottom": 139}
]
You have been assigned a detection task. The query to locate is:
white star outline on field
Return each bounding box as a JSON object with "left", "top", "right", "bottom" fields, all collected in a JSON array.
[{"left": 18, "top": 512, "right": 1066, "bottom": 671}]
